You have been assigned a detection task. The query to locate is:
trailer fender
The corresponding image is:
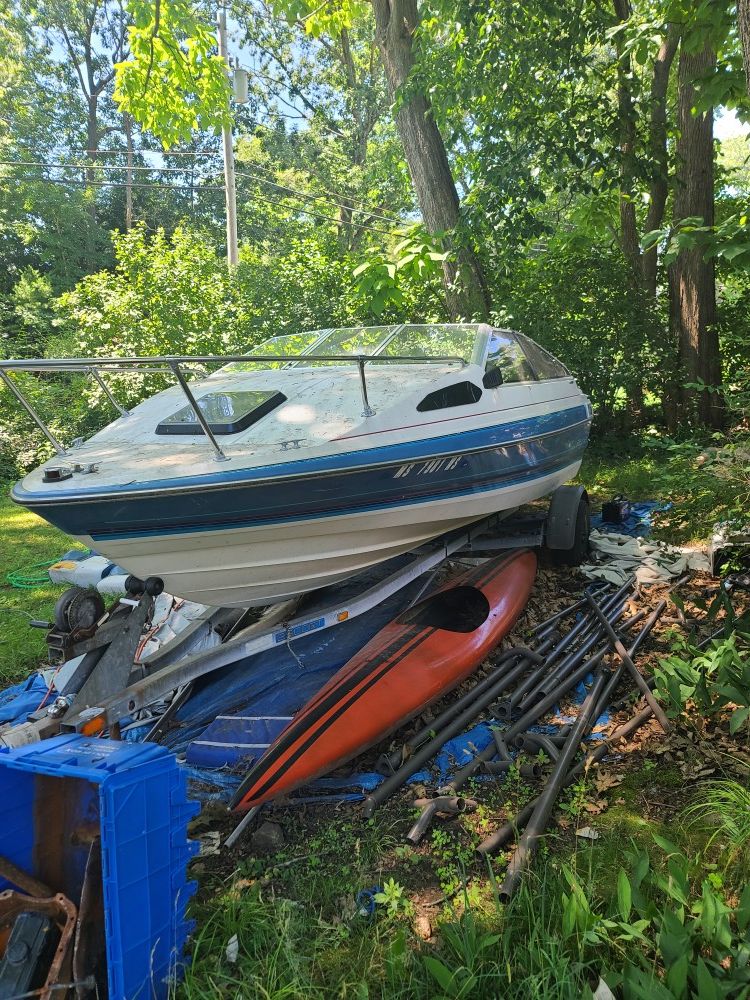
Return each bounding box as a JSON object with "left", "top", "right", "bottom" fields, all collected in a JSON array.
[{"left": 546, "top": 485, "right": 590, "bottom": 559}]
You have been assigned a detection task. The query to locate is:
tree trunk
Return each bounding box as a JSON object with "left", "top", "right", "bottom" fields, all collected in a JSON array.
[
  {"left": 668, "top": 39, "right": 723, "bottom": 428},
  {"left": 612, "top": 0, "right": 642, "bottom": 280},
  {"left": 739, "top": 0, "right": 750, "bottom": 93},
  {"left": 371, "top": 0, "right": 491, "bottom": 320},
  {"left": 642, "top": 23, "right": 679, "bottom": 294}
]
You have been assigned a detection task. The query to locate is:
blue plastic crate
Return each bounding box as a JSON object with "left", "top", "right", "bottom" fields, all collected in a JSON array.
[{"left": 0, "top": 734, "right": 199, "bottom": 999}]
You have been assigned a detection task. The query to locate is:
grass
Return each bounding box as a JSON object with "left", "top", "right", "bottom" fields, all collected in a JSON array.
[
  {"left": 581, "top": 434, "right": 739, "bottom": 545},
  {"left": 0, "top": 491, "right": 72, "bottom": 685}
]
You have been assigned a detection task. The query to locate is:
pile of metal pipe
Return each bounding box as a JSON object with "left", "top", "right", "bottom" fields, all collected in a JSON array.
[{"left": 362, "top": 582, "right": 667, "bottom": 871}]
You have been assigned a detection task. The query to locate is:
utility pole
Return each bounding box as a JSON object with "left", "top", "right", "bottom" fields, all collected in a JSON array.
[{"left": 217, "top": 6, "right": 239, "bottom": 267}]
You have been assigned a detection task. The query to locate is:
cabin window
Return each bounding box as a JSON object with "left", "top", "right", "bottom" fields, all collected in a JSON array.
[
  {"left": 156, "top": 390, "right": 287, "bottom": 435},
  {"left": 515, "top": 332, "right": 569, "bottom": 379},
  {"left": 485, "top": 331, "right": 536, "bottom": 383},
  {"left": 417, "top": 381, "right": 482, "bottom": 412}
]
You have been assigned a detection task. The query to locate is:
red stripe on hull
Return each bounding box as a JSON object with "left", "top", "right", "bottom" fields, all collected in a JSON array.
[{"left": 233, "top": 549, "right": 537, "bottom": 811}]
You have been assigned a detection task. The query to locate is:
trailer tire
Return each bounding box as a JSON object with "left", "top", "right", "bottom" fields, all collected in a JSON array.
[{"left": 546, "top": 486, "right": 590, "bottom": 567}]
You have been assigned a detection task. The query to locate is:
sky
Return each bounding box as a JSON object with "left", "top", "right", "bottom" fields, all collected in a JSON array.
[{"left": 715, "top": 109, "right": 750, "bottom": 141}]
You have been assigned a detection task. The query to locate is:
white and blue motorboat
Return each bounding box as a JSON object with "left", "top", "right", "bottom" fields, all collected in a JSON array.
[{"left": 7, "top": 324, "right": 592, "bottom": 608}]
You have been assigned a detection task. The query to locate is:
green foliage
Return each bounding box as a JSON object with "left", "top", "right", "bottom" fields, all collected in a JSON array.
[
  {"left": 353, "top": 230, "right": 448, "bottom": 318},
  {"left": 684, "top": 780, "right": 750, "bottom": 873},
  {"left": 643, "top": 213, "right": 750, "bottom": 271},
  {"left": 498, "top": 241, "right": 665, "bottom": 422},
  {"left": 655, "top": 632, "right": 750, "bottom": 734},
  {"left": 422, "top": 904, "right": 499, "bottom": 999},
  {"left": 375, "top": 877, "right": 414, "bottom": 918},
  {"left": 115, "top": 0, "right": 231, "bottom": 147}
]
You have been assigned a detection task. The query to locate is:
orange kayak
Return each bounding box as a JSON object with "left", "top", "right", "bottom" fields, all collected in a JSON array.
[{"left": 231, "top": 549, "right": 537, "bottom": 811}]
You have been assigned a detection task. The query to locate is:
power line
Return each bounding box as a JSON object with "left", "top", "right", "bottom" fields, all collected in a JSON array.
[
  {"left": 0, "top": 159, "right": 213, "bottom": 175},
  {"left": 4, "top": 175, "right": 224, "bottom": 191},
  {"left": 234, "top": 168, "right": 402, "bottom": 226},
  {"left": 5, "top": 169, "right": 398, "bottom": 236},
  {"left": 234, "top": 176, "right": 397, "bottom": 235},
  {"left": 1, "top": 158, "right": 406, "bottom": 227}
]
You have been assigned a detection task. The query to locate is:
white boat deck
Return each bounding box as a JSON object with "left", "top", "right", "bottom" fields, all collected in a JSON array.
[{"left": 21, "top": 363, "right": 475, "bottom": 490}]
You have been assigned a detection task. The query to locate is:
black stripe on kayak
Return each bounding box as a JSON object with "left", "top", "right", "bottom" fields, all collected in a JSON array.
[
  {"left": 231, "top": 551, "right": 527, "bottom": 809},
  {"left": 231, "top": 624, "right": 433, "bottom": 807},
  {"left": 293, "top": 551, "right": 518, "bottom": 719}
]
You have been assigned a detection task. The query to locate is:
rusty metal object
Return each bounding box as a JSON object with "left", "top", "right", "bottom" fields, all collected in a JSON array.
[
  {"left": 0, "top": 890, "right": 77, "bottom": 1000},
  {"left": 0, "top": 857, "right": 53, "bottom": 900},
  {"left": 73, "top": 840, "right": 105, "bottom": 1000}
]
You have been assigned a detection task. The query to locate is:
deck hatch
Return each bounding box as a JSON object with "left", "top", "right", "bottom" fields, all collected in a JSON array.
[{"left": 156, "top": 390, "right": 287, "bottom": 436}]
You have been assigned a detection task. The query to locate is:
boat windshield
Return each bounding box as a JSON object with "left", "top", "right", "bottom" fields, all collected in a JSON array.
[
  {"left": 221, "top": 324, "right": 488, "bottom": 372},
  {"left": 221, "top": 331, "right": 329, "bottom": 371}
]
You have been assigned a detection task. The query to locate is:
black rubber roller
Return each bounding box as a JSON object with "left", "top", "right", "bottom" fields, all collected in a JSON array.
[
  {"left": 124, "top": 575, "right": 145, "bottom": 595},
  {"left": 145, "top": 576, "right": 165, "bottom": 596}
]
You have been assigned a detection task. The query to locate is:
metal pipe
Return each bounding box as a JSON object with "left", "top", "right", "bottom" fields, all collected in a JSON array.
[
  {"left": 406, "top": 796, "right": 475, "bottom": 844},
  {"left": 493, "top": 729, "right": 513, "bottom": 760},
  {"left": 0, "top": 368, "right": 67, "bottom": 456},
  {"left": 88, "top": 368, "right": 130, "bottom": 417},
  {"left": 483, "top": 760, "right": 541, "bottom": 778},
  {"left": 0, "top": 855, "right": 53, "bottom": 898},
  {"left": 523, "top": 606, "right": 647, "bottom": 710},
  {"left": 378, "top": 648, "right": 538, "bottom": 773},
  {"left": 476, "top": 601, "right": 665, "bottom": 857},
  {"left": 498, "top": 668, "right": 609, "bottom": 900},
  {"left": 225, "top": 804, "right": 263, "bottom": 848},
  {"left": 0, "top": 352, "right": 466, "bottom": 373},
  {"left": 361, "top": 651, "right": 540, "bottom": 817},
  {"left": 443, "top": 605, "right": 656, "bottom": 795},
  {"left": 514, "top": 733, "right": 561, "bottom": 760},
  {"left": 529, "top": 597, "right": 588, "bottom": 641},
  {"left": 357, "top": 357, "right": 376, "bottom": 416},
  {"left": 168, "top": 361, "right": 229, "bottom": 462},
  {"left": 530, "top": 582, "right": 610, "bottom": 641},
  {"left": 609, "top": 673, "right": 657, "bottom": 713},
  {"left": 501, "top": 579, "right": 634, "bottom": 713},
  {"left": 478, "top": 705, "right": 655, "bottom": 857},
  {"left": 585, "top": 593, "right": 670, "bottom": 732}
]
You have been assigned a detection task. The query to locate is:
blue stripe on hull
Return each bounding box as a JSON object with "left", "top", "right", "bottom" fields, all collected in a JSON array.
[
  {"left": 15, "top": 413, "right": 591, "bottom": 540},
  {"left": 16, "top": 404, "right": 590, "bottom": 502}
]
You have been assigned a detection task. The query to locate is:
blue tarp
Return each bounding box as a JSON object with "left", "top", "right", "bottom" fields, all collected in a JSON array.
[
  {"left": 592, "top": 500, "right": 670, "bottom": 538},
  {"left": 0, "top": 674, "right": 48, "bottom": 725},
  {"left": 0, "top": 544, "right": 617, "bottom": 806}
]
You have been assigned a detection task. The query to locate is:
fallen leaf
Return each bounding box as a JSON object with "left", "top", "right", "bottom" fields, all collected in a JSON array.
[
  {"left": 595, "top": 770, "right": 624, "bottom": 793},
  {"left": 227, "top": 878, "right": 255, "bottom": 899},
  {"left": 576, "top": 826, "right": 600, "bottom": 841},
  {"left": 415, "top": 915, "right": 432, "bottom": 940},
  {"left": 584, "top": 799, "right": 608, "bottom": 815}
]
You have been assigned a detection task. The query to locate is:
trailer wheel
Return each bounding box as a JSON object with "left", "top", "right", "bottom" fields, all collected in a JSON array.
[{"left": 546, "top": 485, "right": 591, "bottom": 567}]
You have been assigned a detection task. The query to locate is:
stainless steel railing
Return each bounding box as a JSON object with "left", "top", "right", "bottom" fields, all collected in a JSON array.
[{"left": 0, "top": 352, "right": 466, "bottom": 463}]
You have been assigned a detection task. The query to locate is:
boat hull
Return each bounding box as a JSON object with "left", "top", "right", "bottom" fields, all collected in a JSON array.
[
  {"left": 231, "top": 549, "right": 538, "bottom": 810},
  {"left": 71, "top": 460, "right": 575, "bottom": 607},
  {"left": 13, "top": 404, "right": 588, "bottom": 607}
]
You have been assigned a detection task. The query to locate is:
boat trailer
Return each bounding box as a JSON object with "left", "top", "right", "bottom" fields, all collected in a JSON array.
[{"left": 0, "top": 486, "right": 590, "bottom": 751}]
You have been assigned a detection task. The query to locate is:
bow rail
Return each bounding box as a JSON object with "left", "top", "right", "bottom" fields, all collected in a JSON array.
[{"left": 0, "top": 351, "right": 467, "bottom": 463}]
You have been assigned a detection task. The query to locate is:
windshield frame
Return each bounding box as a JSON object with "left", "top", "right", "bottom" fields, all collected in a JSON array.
[{"left": 221, "top": 324, "right": 492, "bottom": 373}]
